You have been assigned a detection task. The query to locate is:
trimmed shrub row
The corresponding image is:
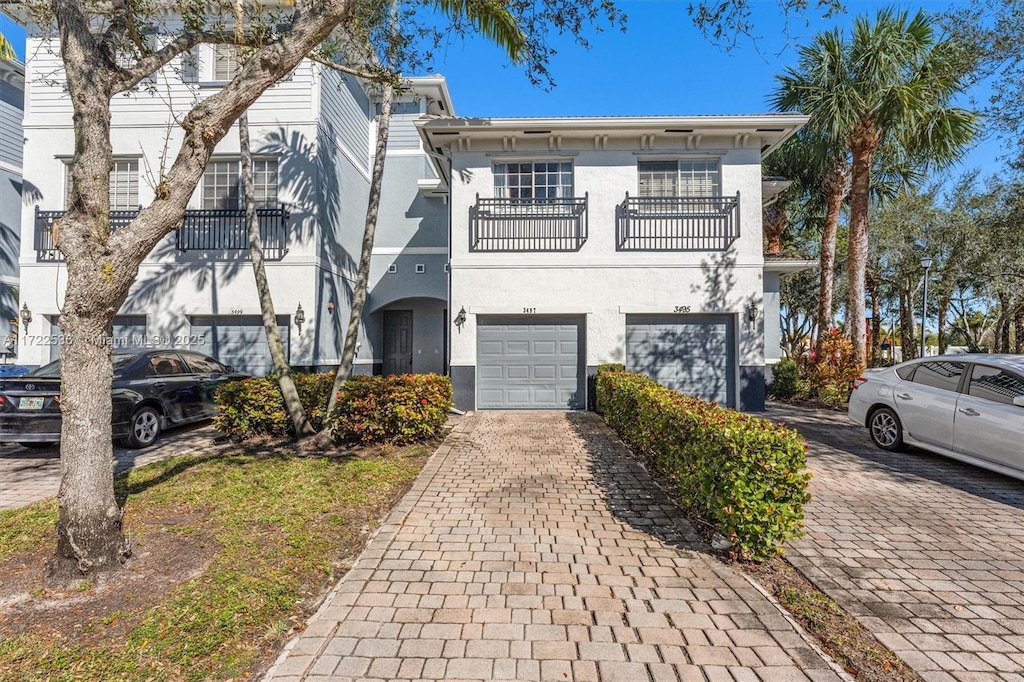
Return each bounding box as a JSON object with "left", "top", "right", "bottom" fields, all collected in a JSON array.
[
  {"left": 215, "top": 373, "right": 453, "bottom": 445},
  {"left": 597, "top": 370, "right": 811, "bottom": 561}
]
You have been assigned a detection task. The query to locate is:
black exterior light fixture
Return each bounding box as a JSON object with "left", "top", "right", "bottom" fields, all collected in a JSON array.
[
  {"left": 294, "top": 303, "right": 306, "bottom": 333},
  {"left": 746, "top": 303, "right": 758, "bottom": 329},
  {"left": 454, "top": 306, "right": 467, "bottom": 330},
  {"left": 20, "top": 303, "right": 32, "bottom": 330}
]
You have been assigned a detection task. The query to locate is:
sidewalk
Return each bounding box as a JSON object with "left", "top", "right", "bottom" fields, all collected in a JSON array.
[
  {"left": 0, "top": 424, "right": 218, "bottom": 511},
  {"left": 266, "top": 411, "right": 846, "bottom": 682}
]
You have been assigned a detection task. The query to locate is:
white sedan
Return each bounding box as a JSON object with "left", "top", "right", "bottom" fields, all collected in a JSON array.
[{"left": 848, "top": 354, "right": 1024, "bottom": 480}]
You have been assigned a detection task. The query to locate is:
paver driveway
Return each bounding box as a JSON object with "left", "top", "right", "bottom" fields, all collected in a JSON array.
[
  {"left": 267, "top": 411, "right": 843, "bottom": 682},
  {"left": 768, "top": 402, "right": 1024, "bottom": 682}
]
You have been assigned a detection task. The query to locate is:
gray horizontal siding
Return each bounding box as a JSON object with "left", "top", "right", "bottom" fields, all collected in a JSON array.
[
  {"left": 0, "top": 82, "right": 24, "bottom": 169},
  {"left": 387, "top": 113, "right": 422, "bottom": 151},
  {"left": 319, "top": 68, "right": 370, "bottom": 171}
]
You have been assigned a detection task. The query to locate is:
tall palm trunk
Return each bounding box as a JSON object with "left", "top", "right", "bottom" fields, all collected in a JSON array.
[
  {"left": 845, "top": 130, "right": 876, "bottom": 368},
  {"left": 815, "top": 158, "right": 849, "bottom": 355},
  {"left": 326, "top": 81, "right": 395, "bottom": 415},
  {"left": 868, "top": 274, "right": 881, "bottom": 365},
  {"left": 899, "top": 281, "right": 915, "bottom": 360},
  {"left": 763, "top": 202, "right": 786, "bottom": 254},
  {"left": 235, "top": 2, "right": 314, "bottom": 437}
]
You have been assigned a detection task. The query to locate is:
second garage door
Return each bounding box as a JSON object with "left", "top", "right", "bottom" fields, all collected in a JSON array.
[
  {"left": 190, "top": 315, "right": 289, "bottom": 377},
  {"left": 477, "top": 316, "right": 584, "bottom": 410},
  {"left": 626, "top": 314, "right": 735, "bottom": 408}
]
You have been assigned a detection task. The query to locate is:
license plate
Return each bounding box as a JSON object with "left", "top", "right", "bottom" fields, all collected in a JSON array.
[{"left": 19, "top": 397, "right": 44, "bottom": 410}]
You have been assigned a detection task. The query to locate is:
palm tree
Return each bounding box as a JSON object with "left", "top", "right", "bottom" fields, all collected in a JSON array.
[
  {"left": 773, "top": 9, "right": 976, "bottom": 367},
  {"left": 324, "top": 0, "right": 525, "bottom": 418},
  {"left": 0, "top": 32, "right": 17, "bottom": 60}
]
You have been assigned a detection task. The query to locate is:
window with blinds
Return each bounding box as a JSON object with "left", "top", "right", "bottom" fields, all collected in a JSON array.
[
  {"left": 213, "top": 45, "right": 239, "bottom": 82},
  {"left": 638, "top": 160, "right": 720, "bottom": 197},
  {"left": 201, "top": 159, "right": 279, "bottom": 209},
  {"left": 65, "top": 160, "right": 139, "bottom": 210},
  {"left": 494, "top": 161, "right": 573, "bottom": 200}
]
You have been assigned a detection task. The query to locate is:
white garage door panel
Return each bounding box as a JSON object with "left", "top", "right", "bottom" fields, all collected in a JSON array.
[
  {"left": 626, "top": 314, "right": 735, "bottom": 408},
  {"left": 477, "top": 317, "right": 584, "bottom": 410}
]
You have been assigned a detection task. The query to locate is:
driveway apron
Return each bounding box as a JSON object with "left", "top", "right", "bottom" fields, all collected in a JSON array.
[
  {"left": 769, "top": 402, "right": 1024, "bottom": 682},
  {"left": 266, "top": 411, "right": 844, "bottom": 682}
]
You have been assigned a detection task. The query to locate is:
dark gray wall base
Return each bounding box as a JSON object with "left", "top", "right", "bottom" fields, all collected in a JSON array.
[
  {"left": 450, "top": 365, "right": 475, "bottom": 411},
  {"left": 739, "top": 365, "right": 766, "bottom": 412},
  {"left": 351, "top": 363, "right": 375, "bottom": 377},
  {"left": 586, "top": 365, "right": 598, "bottom": 411}
]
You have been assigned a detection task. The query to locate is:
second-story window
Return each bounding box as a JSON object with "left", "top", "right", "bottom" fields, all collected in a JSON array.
[
  {"left": 638, "top": 159, "right": 720, "bottom": 197},
  {"left": 201, "top": 159, "right": 279, "bottom": 210},
  {"left": 65, "top": 159, "right": 139, "bottom": 210},
  {"left": 494, "top": 161, "right": 573, "bottom": 200},
  {"left": 213, "top": 45, "right": 240, "bottom": 82}
]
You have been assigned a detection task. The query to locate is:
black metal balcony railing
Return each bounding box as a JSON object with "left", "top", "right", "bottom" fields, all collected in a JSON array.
[
  {"left": 469, "top": 194, "right": 588, "bottom": 252},
  {"left": 34, "top": 205, "right": 290, "bottom": 261},
  {"left": 616, "top": 192, "right": 740, "bottom": 251}
]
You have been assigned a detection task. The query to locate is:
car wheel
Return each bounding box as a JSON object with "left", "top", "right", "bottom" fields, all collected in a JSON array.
[
  {"left": 124, "top": 406, "right": 162, "bottom": 449},
  {"left": 869, "top": 407, "right": 905, "bottom": 452}
]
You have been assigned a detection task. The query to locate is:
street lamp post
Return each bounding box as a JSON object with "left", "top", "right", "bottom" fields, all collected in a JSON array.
[{"left": 920, "top": 256, "right": 933, "bottom": 358}]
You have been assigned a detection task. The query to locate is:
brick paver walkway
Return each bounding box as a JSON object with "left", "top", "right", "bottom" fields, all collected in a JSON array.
[
  {"left": 266, "top": 411, "right": 845, "bottom": 682},
  {"left": 0, "top": 424, "right": 217, "bottom": 511},
  {"left": 768, "top": 402, "right": 1024, "bottom": 682}
]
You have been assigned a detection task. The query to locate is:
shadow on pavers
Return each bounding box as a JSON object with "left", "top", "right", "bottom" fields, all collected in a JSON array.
[
  {"left": 562, "top": 411, "right": 711, "bottom": 555},
  {"left": 766, "top": 401, "right": 1024, "bottom": 513}
]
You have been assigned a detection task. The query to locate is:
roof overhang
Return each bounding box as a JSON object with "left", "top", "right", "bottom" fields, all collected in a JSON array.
[
  {"left": 0, "top": 59, "right": 24, "bottom": 88},
  {"left": 405, "top": 75, "right": 455, "bottom": 118},
  {"left": 763, "top": 256, "right": 817, "bottom": 275},
  {"left": 762, "top": 177, "right": 793, "bottom": 206},
  {"left": 417, "top": 113, "right": 808, "bottom": 188}
]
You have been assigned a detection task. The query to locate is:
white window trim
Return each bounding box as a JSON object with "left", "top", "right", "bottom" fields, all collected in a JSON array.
[{"left": 195, "top": 156, "right": 280, "bottom": 210}]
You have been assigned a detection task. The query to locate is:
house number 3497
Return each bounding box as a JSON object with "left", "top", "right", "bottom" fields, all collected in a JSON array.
[{"left": 523, "top": 307, "right": 536, "bottom": 314}]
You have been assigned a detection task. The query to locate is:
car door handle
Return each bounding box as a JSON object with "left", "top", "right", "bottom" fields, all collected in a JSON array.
[
  {"left": 896, "top": 393, "right": 912, "bottom": 400},
  {"left": 958, "top": 407, "right": 980, "bottom": 416},
  {"left": 153, "top": 381, "right": 166, "bottom": 388}
]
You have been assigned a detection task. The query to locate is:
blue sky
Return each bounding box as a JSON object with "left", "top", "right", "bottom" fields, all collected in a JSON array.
[{"left": 0, "top": 1, "right": 1003, "bottom": 178}]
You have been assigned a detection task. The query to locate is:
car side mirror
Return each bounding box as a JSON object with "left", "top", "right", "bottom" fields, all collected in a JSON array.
[
  {"left": 225, "top": 365, "right": 235, "bottom": 373},
  {"left": 1014, "top": 396, "right": 1024, "bottom": 408}
]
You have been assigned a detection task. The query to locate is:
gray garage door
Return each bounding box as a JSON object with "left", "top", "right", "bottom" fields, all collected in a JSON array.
[
  {"left": 190, "top": 315, "right": 289, "bottom": 377},
  {"left": 477, "top": 316, "right": 584, "bottom": 410},
  {"left": 626, "top": 314, "right": 735, "bottom": 408},
  {"left": 49, "top": 315, "right": 147, "bottom": 362}
]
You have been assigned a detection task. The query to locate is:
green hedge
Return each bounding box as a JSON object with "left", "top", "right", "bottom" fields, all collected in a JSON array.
[
  {"left": 214, "top": 372, "right": 334, "bottom": 439},
  {"left": 597, "top": 370, "right": 810, "bottom": 561},
  {"left": 214, "top": 373, "right": 452, "bottom": 445}
]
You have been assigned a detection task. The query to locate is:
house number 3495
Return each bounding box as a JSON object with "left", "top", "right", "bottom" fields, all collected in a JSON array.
[{"left": 673, "top": 306, "right": 691, "bottom": 313}]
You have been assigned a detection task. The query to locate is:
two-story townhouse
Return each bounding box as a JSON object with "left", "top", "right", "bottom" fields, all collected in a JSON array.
[
  {"left": 418, "top": 115, "right": 808, "bottom": 412},
  {"left": 0, "top": 57, "right": 23, "bottom": 353},
  {"left": 15, "top": 28, "right": 452, "bottom": 376}
]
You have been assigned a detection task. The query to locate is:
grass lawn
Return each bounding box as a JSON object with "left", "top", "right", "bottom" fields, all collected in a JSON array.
[{"left": 0, "top": 441, "right": 432, "bottom": 681}]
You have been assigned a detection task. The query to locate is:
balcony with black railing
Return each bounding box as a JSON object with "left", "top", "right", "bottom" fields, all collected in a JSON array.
[
  {"left": 469, "top": 194, "right": 588, "bottom": 252},
  {"left": 33, "top": 204, "right": 291, "bottom": 261},
  {"left": 616, "top": 192, "right": 740, "bottom": 251}
]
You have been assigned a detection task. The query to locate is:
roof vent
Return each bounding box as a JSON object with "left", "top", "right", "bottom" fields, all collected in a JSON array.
[
  {"left": 523, "top": 129, "right": 551, "bottom": 134},
  {"left": 664, "top": 129, "right": 694, "bottom": 133},
  {"left": 756, "top": 128, "right": 785, "bottom": 133}
]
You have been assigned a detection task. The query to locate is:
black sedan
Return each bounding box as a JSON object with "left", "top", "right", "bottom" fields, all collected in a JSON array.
[{"left": 0, "top": 349, "right": 248, "bottom": 448}]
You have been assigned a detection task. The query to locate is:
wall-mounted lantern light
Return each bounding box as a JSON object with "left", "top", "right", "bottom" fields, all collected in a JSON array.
[
  {"left": 327, "top": 300, "right": 335, "bottom": 315},
  {"left": 20, "top": 303, "right": 32, "bottom": 330},
  {"left": 746, "top": 303, "right": 758, "bottom": 329},
  {"left": 454, "top": 306, "right": 467, "bottom": 330},
  {"left": 294, "top": 303, "right": 305, "bottom": 333}
]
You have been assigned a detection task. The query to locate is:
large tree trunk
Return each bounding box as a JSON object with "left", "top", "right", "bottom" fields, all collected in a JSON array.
[
  {"left": 845, "top": 131, "right": 876, "bottom": 368},
  {"left": 997, "top": 293, "right": 1011, "bottom": 353},
  {"left": 235, "top": 4, "right": 314, "bottom": 438},
  {"left": 326, "top": 82, "right": 395, "bottom": 414},
  {"left": 1015, "top": 302, "right": 1024, "bottom": 354},
  {"left": 899, "top": 281, "right": 915, "bottom": 361},
  {"left": 815, "top": 158, "right": 849, "bottom": 355},
  {"left": 47, "top": 6, "right": 126, "bottom": 581},
  {"left": 48, "top": 0, "right": 355, "bottom": 581}
]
